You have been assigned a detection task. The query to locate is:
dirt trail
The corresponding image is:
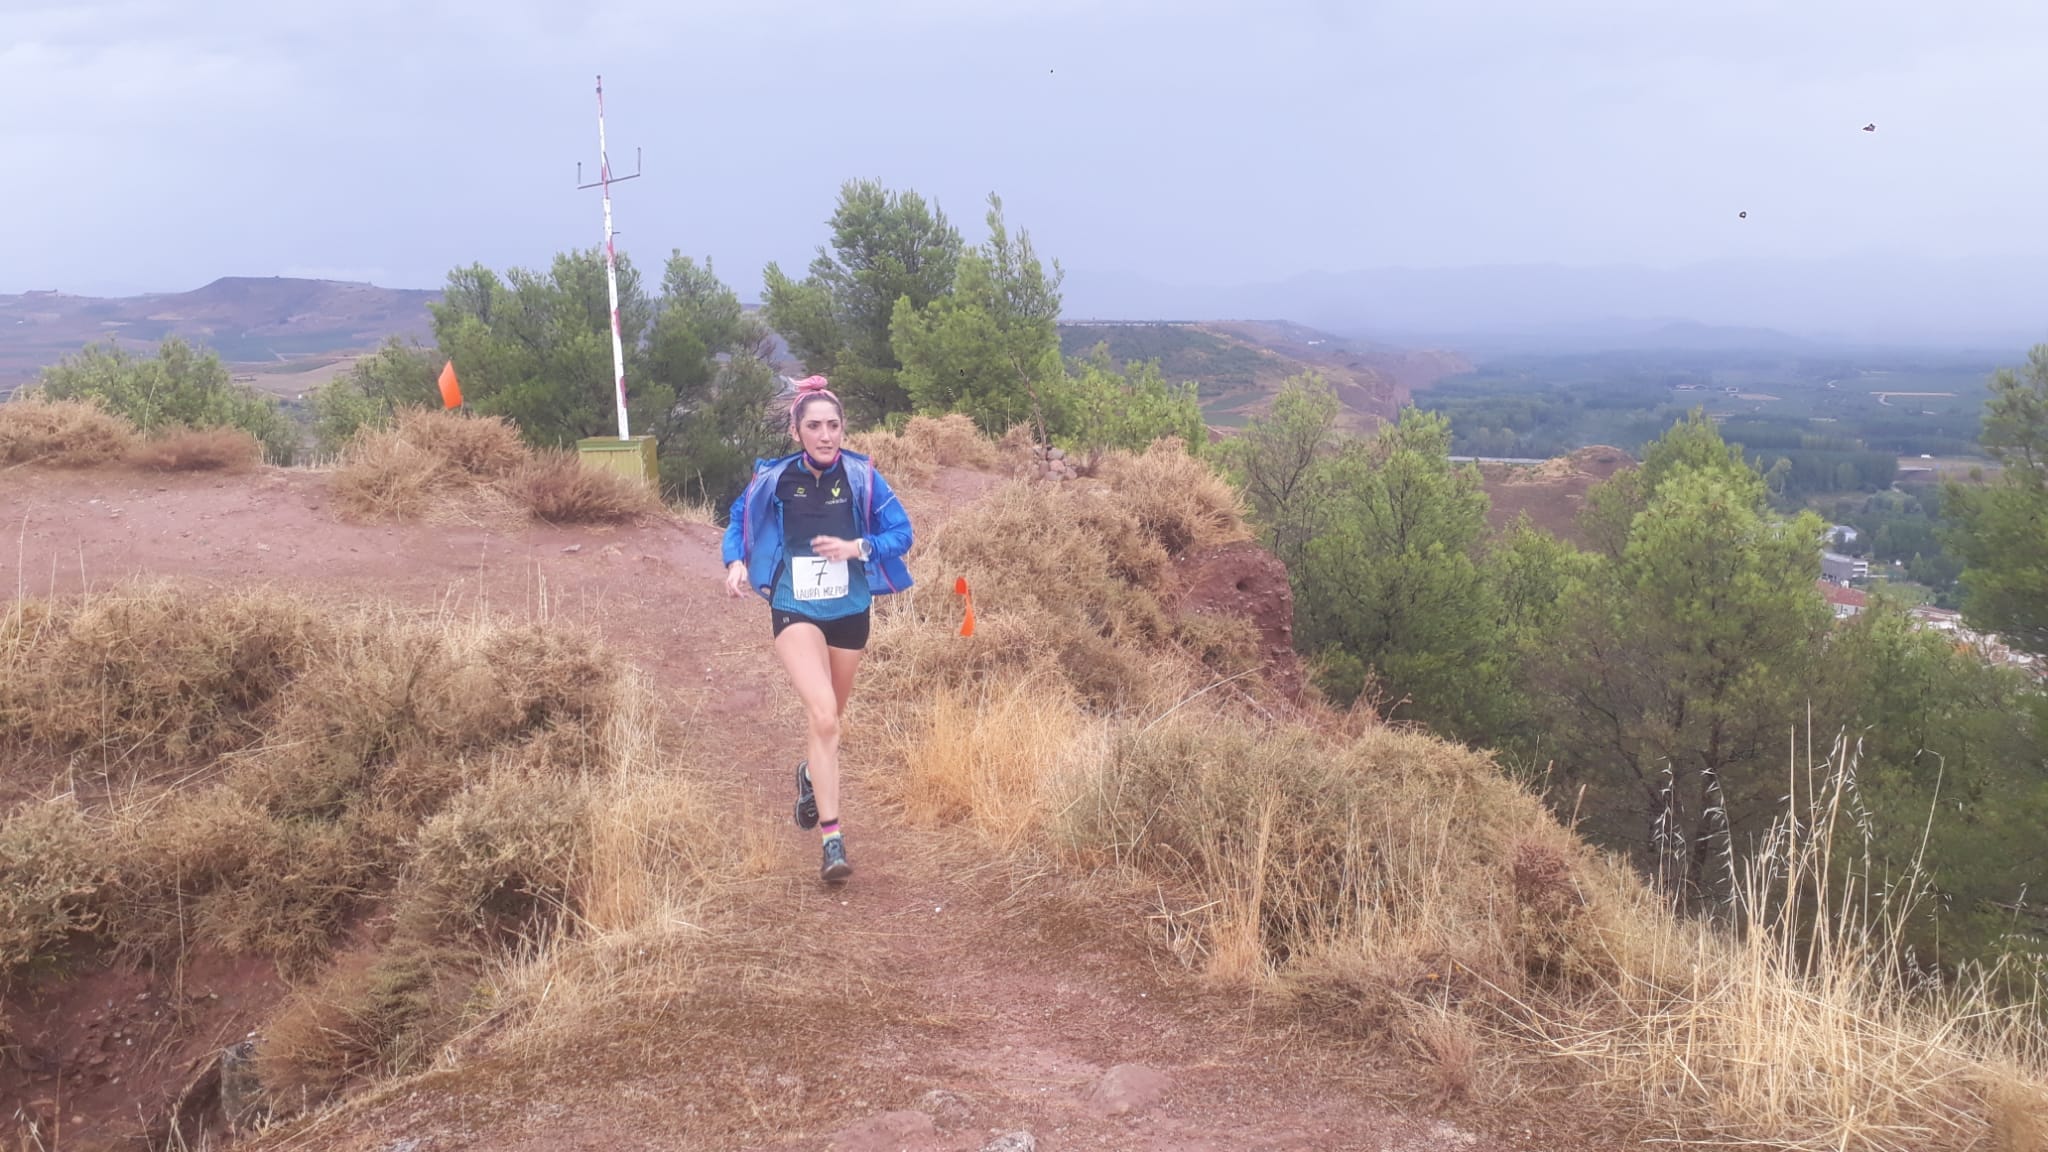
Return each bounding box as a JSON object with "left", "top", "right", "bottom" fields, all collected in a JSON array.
[{"left": 1, "top": 465, "right": 1592, "bottom": 1152}]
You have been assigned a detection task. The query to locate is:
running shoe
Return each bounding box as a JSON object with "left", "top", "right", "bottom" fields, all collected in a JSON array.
[
  {"left": 820, "top": 835, "right": 852, "bottom": 882},
  {"left": 794, "top": 760, "right": 818, "bottom": 830}
]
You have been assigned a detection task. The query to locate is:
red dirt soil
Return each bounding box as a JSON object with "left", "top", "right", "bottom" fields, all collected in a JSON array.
[
  {"left": 1, "top": 463, "right": 1616, "bottom": 1152},
  {"left": 1477, "top": 446, "right": 1634, "bottom": 545}
]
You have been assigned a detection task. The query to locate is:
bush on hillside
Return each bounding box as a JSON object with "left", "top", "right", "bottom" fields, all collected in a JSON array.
[
  {"left": 902, "top": 413, "right": 1002, "bottom": 470},
  {"left": 1060, "top": 347, "right": 1207, "bottom": 460},
  {"left": 0, "top": 395, "right": 135, "bottom": 466},
  {"left": 846, "top": 413, "right": 1013, "bottom": 489},
  {"left": 0, "top": 584, "right": 325, "bottom": 771},
  {"left": 309, "top": 337, "right": 445, "bottom": 455},
  {"left": 37, "top": 337, "right": 299, "bottom": 464}
]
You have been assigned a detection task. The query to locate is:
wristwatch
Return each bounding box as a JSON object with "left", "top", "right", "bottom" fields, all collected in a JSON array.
[{"left": 857, "top": 537, "right": 873, "bottom": 562}]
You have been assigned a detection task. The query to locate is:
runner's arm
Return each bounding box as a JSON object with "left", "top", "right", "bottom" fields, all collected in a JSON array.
[
  {"left": 720, "top": 488, "right": 749, "bottom": 566},
  {"left": 864, "top": 470, "right": 914, "bottom": 560}
]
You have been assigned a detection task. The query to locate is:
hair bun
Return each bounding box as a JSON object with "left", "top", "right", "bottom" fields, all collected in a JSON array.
[{"left": 793, "top": 375, "right": 832, "bottom": 394}]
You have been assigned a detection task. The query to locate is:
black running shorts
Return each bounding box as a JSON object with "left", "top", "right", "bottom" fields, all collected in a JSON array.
[{"left": 771, "top": 607, "right": 872, "bottom": 651}]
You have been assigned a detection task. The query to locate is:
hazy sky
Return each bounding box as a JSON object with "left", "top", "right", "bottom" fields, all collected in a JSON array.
[{"left": 5, "top": 0, "right": 2046, "bottom": 309}]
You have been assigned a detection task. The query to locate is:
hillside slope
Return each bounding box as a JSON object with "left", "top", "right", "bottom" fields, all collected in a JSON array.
[
  {"left": 1058, "top": 320, "right": 1468, "bottom": 431},
  {"left": 0, "top": 277, "right": 437, "bottom": 389}
]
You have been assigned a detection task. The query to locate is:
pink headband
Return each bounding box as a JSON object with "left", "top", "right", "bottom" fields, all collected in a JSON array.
[{"left": 789, "top": 375, "right": 841, "bottom": 433}]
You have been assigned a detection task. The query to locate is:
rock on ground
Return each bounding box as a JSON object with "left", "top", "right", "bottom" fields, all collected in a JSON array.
[{"left": 1086, "top": 1063, "right": 1171, "bottom": 1117}]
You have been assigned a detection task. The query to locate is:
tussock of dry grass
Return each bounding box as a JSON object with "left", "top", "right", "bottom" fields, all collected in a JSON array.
[
  {"left": 329, "top": 432, "right": 449, "bottom": 521},
  {"left": 3, "top": 396, "right": 269, "bottom": 471},
  {"left": 0, "top": 584, "right": 325, "bottom": 773},
  {"left": 0, "top": 797, "right": 111, "bottom": 977},
  {"left": 845, "top": 427, "right": 936, "bottom": 487},
  {"left": 0, "top": 394, "right": 135, "bottom": 467},
  {"left": 1093, "top": 438, "right": 1252, "bottom": 555},
  {"left": 0, "top": 582, "right": 733, "bottom": 1117},
  {"left": 333, "top": 411, "right": 663, "bottom": 526},
  {"left": 390, "top": 408, "right": 528, "bottom": 478},
  {"left": 868, "top": 439, "right": 1257, "bottom": 715},
  {"left": 846, "top": 413, "right": 1006, "bottom": 489},
  {"left": 904, "top": 413, "right": 1003, "bottom": 470},
  {"left": 509, "top": 450, "right": 665, "bottom": 524},
  {"left": 127, "top": 426, "right": 263, "bottom": 471}
]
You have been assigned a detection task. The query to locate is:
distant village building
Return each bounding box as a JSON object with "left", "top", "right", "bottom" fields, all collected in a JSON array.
[
  {"left": 1815, "top": 585, "right": 2040, "bottom": 675},
  {"left": 1827, "top": 524, "right": 1860, "bottom": 547},
  {"left": 1821, "top": 551, "right": 1870, "bottom": 584},
  {"left": 1818, "top": 580, "right": 1868, "bottom": 619}
]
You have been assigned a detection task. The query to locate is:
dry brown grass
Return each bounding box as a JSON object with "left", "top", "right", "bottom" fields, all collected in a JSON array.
[
  {"left": 0, "top": 581, "right": 736, "bottom": 1116},
  {"left": 332, "top": 412, "right": 664, "bottom": 526},
  {"left": 0, "top": 394, "right": 135, "bottom": 467},
  {"left": 903, "top": 413, "right": 1002, "bottom": 470},
  {"left": 884, "top": 659, "right": 2048, "bottom": 1147},
  {"left": 845, "top": 413, "right": 1005, "bottom": 489},
  {"left": 0, "top": 796, "right": 111, "bottom": 983},
  {"left": 507, "top": 449, "right": 665, "bottom": 524},
  {"left": 1093, "top": 438, "right": 1252, "bottom": 555},
  {"left": 0, "top": 583, "right": 326, "bottom": 776},
  {"left": 126, "top": 426, "right": 264, "bottom": 471},
  {"left": 891, "top": 675, "right": 1103, "bottom": 853},
  {"left": 388, "top": 408, "right": 528, "bottom": 478},
  {"left": 845, "top": 427, "right": 937, "bottom": 487},
  {"left": 2, "top": 396, "right": 271, "bottom": 473},
  {"left": 329, "top": 430, "right": 448, "bottom": 521},
  {"left": 865, "top": 437, "right": 1258, "bottom": 719}
]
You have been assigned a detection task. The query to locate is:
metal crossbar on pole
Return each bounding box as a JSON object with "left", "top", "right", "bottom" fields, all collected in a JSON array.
[{"left": 576, "top": 75, "right": 642, "bottom": 440}]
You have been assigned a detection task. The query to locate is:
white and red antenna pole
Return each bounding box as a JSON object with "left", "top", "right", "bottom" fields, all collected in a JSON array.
[{"left": 577, "top": 75, "right": 642, "bottom": 440}]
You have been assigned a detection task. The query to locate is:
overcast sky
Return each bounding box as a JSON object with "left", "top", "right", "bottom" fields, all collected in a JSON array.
[{"left": 5, "top": 0, "right": 2046, "bottom": 320}]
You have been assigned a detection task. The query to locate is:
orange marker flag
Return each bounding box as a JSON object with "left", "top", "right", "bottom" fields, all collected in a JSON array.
[
  {"left": 954, "top": 576, "right": 975, "bottom": 638},
  {"left": 438, "top": 360, "right": 463, "bottom": 410}
]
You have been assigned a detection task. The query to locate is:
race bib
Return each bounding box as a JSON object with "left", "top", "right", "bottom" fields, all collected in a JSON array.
[{"left": 791, "top": 556, "right": 849, "bottom": 602}]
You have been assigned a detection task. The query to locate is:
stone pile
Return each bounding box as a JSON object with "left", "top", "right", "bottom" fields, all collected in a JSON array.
[{"left": 1027, "top": 444, "right": 1080, "bottom": 482}]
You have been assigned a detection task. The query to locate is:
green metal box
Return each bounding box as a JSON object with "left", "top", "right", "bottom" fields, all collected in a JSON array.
[{"left": 574, "top": 435, "right": 659, "bottom": 491}]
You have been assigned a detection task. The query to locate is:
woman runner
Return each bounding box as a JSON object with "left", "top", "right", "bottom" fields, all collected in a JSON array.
[{"left": 722, "top": 376, "right": 914, "bottom": 882}]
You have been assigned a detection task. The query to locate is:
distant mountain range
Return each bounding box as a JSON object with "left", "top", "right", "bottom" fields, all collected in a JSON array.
[
  {"left": 1063, "top": 255, "right": 2048, "bottom": 353},
  {"left": 1059, "top": 319, "right": 1467, "bottom": 429},
  {"left": 0, "top": 277, "right": 437, "bottom": 388}
]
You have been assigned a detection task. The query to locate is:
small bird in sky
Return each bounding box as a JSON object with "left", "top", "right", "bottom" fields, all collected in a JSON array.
[
  {"left": 1862, "top": 122, "right": 1877, "bottom": 132},
  {"left": 1738, "top": 211, "right": 1748, "bottom": 219}
]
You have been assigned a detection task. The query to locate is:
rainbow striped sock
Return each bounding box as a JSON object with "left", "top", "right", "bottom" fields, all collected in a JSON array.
[{"left": 821, "top": 820, "right": 841, "bottom": 843}]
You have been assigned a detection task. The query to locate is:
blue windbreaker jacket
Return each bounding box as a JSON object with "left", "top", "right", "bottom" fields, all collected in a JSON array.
[{"left": 720, "top": 450, "right": 914, "bottom": 601}]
